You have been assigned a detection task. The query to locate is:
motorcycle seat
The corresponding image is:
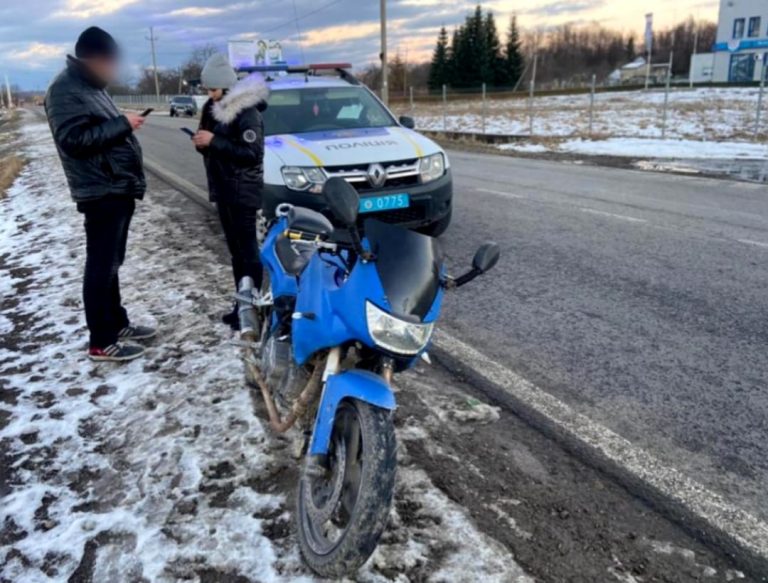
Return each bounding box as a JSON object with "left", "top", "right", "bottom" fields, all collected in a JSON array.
[
  {"left": 287, "top": 207, "right": 334, "bottom": 239},
  {"left": 276, "top": 236, "right": 316, "bottom": 276}
]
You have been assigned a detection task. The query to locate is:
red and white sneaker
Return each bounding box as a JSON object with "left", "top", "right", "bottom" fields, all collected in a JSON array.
[
  {"left": 118, "top": 325, "right": 157, "bottom": 341},
  {"left": 88, "top": 343, "right": 145, "bottom": 362}
]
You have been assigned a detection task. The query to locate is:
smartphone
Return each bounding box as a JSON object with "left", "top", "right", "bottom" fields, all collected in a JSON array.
[
  {"left": 140, "top": 108, "right": 154, "bottom": 117},
  {"left": 180, "top": 128, "right": 196, "bottom": 137}
]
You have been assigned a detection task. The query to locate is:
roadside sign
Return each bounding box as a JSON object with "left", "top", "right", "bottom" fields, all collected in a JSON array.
[{"left": 228, "top": 40, "right": 256, "bottom": 69}]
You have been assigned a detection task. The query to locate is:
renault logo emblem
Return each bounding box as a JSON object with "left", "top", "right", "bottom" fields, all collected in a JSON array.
[{"left": 367, "top": 163, "right": 387, "bottom": 188}]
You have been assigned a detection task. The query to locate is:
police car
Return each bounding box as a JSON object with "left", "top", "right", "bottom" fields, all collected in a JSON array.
[{"left": 245, "top": 63, "right": 452, "bottom": 237}]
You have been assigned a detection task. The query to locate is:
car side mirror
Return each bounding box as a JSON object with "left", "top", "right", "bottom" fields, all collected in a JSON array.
[
  {"left": 399, "top": 116, "right": 416, "bottom": 130},
  {"left": 473, "top": 242, "right": 501, "bottom": 273},
  {"left": 322, "top": 177, "right": 359, "bottom": 228},
  {"left": 449, "top": 242, "right": 500, "bottom": 288}
]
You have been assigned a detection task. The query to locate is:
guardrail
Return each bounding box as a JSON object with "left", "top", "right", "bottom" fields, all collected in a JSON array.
[{"left": 419, "top": 129, "right": 529, "bottom": 144}]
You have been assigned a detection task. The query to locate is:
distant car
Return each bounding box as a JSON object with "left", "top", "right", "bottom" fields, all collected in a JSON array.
[{"left": 169, "top": 96, "right": 198, "bottom": 117}]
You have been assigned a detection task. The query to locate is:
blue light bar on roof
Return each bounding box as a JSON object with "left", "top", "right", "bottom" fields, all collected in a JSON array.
[{"left": 236, "top": 64, "right": 290, "bottom": 73}]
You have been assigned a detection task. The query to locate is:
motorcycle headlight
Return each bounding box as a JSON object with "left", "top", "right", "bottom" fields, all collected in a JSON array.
[
  {"left": 366, "top": 301, "right": 434, "bottom": 355},
  {"left": 282, "top": 166, "right": 327, "bottom": 193},
  {"left": 419, "top": 153, "right": 445, "bottom": 184}
]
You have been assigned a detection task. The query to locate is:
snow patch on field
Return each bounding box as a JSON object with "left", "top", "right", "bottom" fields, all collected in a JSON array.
[
  {"left": 498, "top": 137, "right": 768, "bottom": 159},
  {"left": 0, "top": 118, "right": 528, "bottom": 582},
  {"left": 401, "top": 87, "right": 764, "bottom": 141},
  {"left": 559, "top": 138, "right": 768, "bottom": 159},
  {"left": 496, "top": 143, "right": 549, "bottom": 154}
]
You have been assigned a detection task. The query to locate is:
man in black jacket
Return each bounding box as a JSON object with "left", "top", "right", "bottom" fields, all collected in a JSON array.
[{"left": 46, "top": 27, "right": 156, "bottom": 362}]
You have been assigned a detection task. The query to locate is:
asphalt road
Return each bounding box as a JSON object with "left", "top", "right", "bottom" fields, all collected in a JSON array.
[{"left": 137, "top": 113, "right": 768, "bottom": 526}]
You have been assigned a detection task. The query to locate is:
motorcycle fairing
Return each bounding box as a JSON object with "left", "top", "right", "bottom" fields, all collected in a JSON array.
[
  {"left": 261, "top": 216, "right": 300, "bottom": 299},
  {"left": 308, "top": 369, "right": 396, "bottom": 455}
]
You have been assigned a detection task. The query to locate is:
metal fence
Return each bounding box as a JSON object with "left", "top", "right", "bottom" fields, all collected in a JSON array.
[
  {"left": 112, "top": 94, "right": 174, "bottom": 107},
  {"left": 389, "top": 72, "right": 768, "bottom": 143}
]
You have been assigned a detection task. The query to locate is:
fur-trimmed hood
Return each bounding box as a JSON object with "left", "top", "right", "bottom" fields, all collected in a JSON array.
[{"left": 212, "top": 74, "right": 270, "bottom": 125}]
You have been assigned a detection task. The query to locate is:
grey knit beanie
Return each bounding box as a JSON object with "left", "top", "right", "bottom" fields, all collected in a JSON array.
[{"left": 201, "top": 53, "right": 237, "bottom": 89}]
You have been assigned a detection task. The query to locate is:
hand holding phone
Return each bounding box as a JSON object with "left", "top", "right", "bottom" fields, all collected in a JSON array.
[
  {"left": 180, "top": 128, "right": 195, "bottom": 137},
  {"left": 140, "top": 108, "right": 154, "bottom": 117}
]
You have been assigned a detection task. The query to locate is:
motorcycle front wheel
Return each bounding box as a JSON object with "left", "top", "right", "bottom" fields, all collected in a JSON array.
[{"left": 297, "top": 398, "right": 396, "bottom": 578}]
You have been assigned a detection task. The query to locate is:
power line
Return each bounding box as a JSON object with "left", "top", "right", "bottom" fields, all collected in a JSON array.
[
  {"left": 291, "top": 0, "right": 307, "bottom": 63},
  {"left": 146, "top": 27, "right": 160, "bottom": 100},
  {"left": 262, "top": 0, "right": 346, "bottom": 34}
]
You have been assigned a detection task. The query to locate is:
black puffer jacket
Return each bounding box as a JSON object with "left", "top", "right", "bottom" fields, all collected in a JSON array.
[
  {"left": 204, "top": 75, "right": 269, "bottom": 208},
  {"left": 45, "top": 56, "right": 145, "bottom": 203},
  {"left": 197, "top": 98, "right": 217, "bottom": 202}
]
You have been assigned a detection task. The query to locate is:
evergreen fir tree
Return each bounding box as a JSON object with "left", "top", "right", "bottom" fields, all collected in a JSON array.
[
  {"left": 625, "top": 35, "right": 636, "bottom": 62},
  {"left": 428, "top": 26, "right": 450, "bottom": 90},
  {"left": 484, "top": 11, "right": 506, "bottom": 86},
  {"left": 450, "top": 25, "right": 470, "bottom": 87},
  {"left": 504, "top": 15, "right": 525, "bottom": 88}
]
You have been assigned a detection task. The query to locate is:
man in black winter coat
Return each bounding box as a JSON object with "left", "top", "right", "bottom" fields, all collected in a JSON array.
[{"left": 45, "top": 27, "right": 156, "bottom": 362}]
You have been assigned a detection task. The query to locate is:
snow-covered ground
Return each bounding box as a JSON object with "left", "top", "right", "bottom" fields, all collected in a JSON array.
[
  {"left": 0, "top": 118, "right": 528, "bottom": 582},
  {"left": 401, "top": 87, "right": 766, "bottom": 142},
  {"left": 499, "top": 137, "right": 768, "bottom": 159}
]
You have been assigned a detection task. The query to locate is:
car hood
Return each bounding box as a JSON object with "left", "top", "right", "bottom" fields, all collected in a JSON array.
[{"left": 264, "top": 126, "right": 444, "bottom": 168}]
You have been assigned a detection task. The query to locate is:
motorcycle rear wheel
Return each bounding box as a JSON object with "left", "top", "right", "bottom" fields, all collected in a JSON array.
[{"left": 297, "top": 398, "right": 396, "bottom": 578}]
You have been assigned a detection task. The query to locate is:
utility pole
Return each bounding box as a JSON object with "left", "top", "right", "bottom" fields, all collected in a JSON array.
[
  {"left": 644, "top": 13, "right": 654, "bottom": 90},
  {"left": 403, "top": 47, "right": 408, "bottom": 98},
  {"left": 662, "top": 50, "right": 674, "bottom": 139},
  {"left": 689, "top": 24, "right": 699, "bottom": 89},
  {"left": 755, "top": 54, "right": 766, "bottom": 139},
  {"left": 380, "top": 0, "right": 389, "bottom": 105},
  {"left": 4, "top": 75, "right": 12, "bottom": 108},
  {"left": 528, "top": 52, "right": 538, "bottom": 135},
  {"left": 147, "top": 27, "right": 160, "bottom": 101}
]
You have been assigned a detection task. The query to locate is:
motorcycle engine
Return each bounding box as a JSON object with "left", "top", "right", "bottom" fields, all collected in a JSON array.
[{"left": 260, "top": 335, "right": 310, "bottom": 409}]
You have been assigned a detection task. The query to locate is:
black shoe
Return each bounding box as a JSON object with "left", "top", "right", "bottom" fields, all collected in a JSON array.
[
  {"left": 88, "top": 342, "right": 145, "bottom": 362},
  {"left": 118, "top": 325, "right": 157, "bottom": 341},
  {"left": 222, "top": 305, "right": 240, "bottom": 331}
]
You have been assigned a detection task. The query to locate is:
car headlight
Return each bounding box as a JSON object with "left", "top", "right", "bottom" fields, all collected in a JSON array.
[
  {"left": 419, "top": 153, "right": 445, "bottom": 184},
  {"left": 282, "top": 166, "right": 327, "bottom": 193},
  {"left": 366, "top": 301, "right": 434, "bottom": 355}
]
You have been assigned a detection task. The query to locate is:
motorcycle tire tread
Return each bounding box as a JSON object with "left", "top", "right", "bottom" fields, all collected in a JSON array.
[{"left": 297, "top": 399, "right": 397, "bottom": 578}]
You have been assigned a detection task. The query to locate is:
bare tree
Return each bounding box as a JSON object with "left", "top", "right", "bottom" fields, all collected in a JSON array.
[{"left": 182, "top": 44, "right": 220, "bottom": 85}]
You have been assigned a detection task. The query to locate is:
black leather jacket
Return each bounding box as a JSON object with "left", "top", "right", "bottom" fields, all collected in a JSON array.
[
  {"left": 202, "top": 75, "right": 268, "bottom": 208},
  {"left": 45, "top": 56, "right": 146, "bottom": 203}
]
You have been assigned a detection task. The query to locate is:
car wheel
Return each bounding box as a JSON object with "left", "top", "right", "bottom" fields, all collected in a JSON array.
[{"left": 418, "top": 208, "right": 452, "bottom": 237}]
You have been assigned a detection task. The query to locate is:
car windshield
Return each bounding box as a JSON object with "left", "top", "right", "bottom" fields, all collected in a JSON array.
[
  {"left": 262, "top": 86, "right": 397, "bottom": 136},
  {"left": 173, "top": 97, "right": 194, "bottom": 104}
]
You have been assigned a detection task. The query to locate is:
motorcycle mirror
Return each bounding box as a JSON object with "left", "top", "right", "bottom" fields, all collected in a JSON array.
[
  {"left": 472, "top": 242, "right": 501, "bottom": 273},
  {"left": 399, "top": 115, "right": 416, "bottom": 130},
  {"left": 322, "top": 177, "right": 359, "bottom": 227},
  {"left": 448, "top": 242, "right": 501, "bottom": 289}
]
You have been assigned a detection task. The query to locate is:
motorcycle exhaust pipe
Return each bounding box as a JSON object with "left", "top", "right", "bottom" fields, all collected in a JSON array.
[
  {"left": 237, "top": 276, "right": 259, "bottom": 342},
  {"left": 245, "top": 358, "right": 323, "bottom": 433}
]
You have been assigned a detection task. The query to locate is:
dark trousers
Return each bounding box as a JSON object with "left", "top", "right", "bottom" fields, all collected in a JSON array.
[
  {"left": 217, "top": 201, "right": 262, "bottom": 290},
  {"left": 78, "top": 197, "right": 135, "bottom": 348}
]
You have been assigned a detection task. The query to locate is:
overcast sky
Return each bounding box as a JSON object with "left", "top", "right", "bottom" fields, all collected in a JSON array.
[{"left": 2, "top": 0, "right": 719, "bottom": 90}]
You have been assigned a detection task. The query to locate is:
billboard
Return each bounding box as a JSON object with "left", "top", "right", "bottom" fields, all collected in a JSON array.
[{"left": 228, "top": 40, "right": 256, "bottom": 69}]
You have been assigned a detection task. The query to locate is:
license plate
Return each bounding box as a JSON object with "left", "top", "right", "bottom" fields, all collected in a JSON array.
[{"left": 359, "top": 193, "right": 410, "bottom": 214}]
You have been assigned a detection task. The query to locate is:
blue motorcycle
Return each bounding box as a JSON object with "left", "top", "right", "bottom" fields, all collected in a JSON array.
[{"left": 236, "top": 178, "right": 499, "bottom": 577}]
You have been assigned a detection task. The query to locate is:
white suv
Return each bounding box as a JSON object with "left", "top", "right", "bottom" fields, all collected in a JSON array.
[{"left": 250, "top": 65, "right": 452, "bottom": 236}]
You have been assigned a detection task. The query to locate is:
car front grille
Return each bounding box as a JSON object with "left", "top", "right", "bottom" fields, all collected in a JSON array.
[{"left": 324, "top": 159, "right": 420, "bottom": 193}]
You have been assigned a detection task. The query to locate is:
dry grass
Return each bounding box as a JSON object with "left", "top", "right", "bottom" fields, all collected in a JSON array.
[{"left": 0, "top": 155, "right": 25, "bottom": 198}]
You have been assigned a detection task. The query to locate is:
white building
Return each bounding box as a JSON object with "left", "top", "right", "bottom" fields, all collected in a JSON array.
[{"left": 712, "top": 0, "right": 768, "bottom": 82}]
